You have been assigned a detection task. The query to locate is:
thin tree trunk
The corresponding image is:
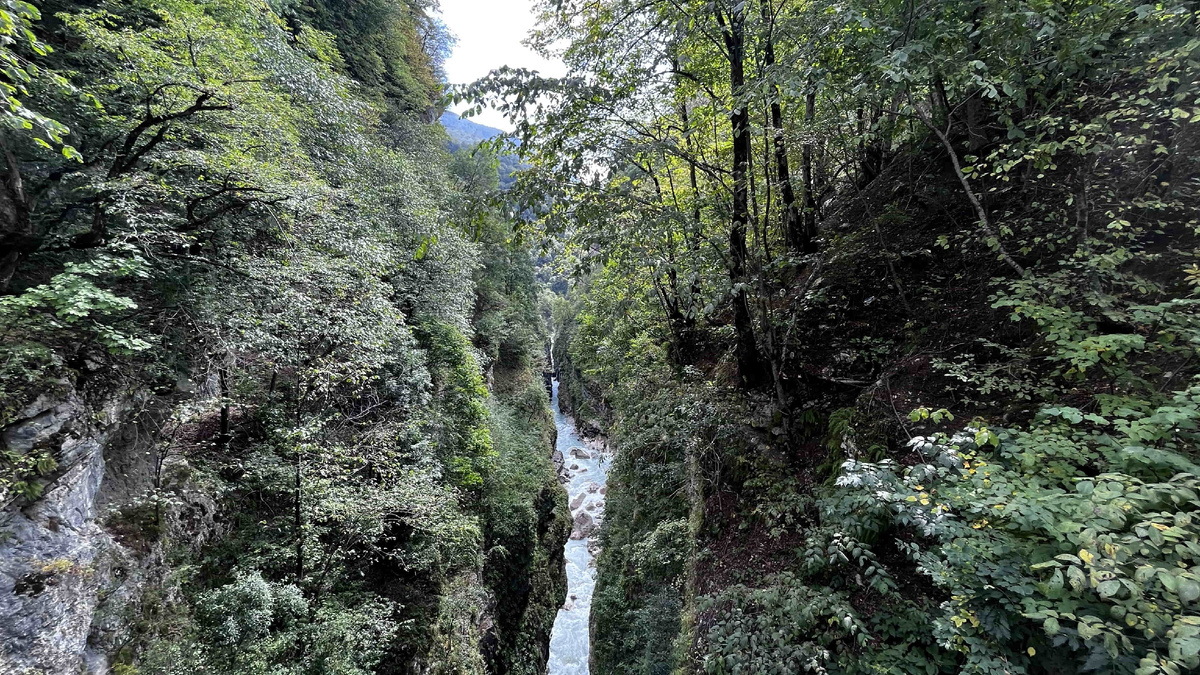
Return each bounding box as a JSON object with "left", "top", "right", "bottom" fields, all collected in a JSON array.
[
  {"left": 294, "top": 380, "right": 307, "bottom": 586},
  {"left": 678, "top": 100, "right": 706, "bottom": 305},
  {"left": 801, "top": 86, "right": 818, "bottom": 251},
  {"left": 217, "top": 361, "right": 231, "bottom": 450},
  {"left": 638, "top": 157, "right": 693, "bottom": 360},
  {"left": 670, "top": 55, "right": 706, "bottom": 315},
  {"left": 759, "top": 0, "right": 805, "bottom": 253},
  {"left": 965, "top": 5, "right": 988, "bottom": 151},
  {"left": 295, "top": 444, "right": 303, "bottom": 584},
  {"left": 909, "top": 96, "right": 1026, "bottom": 277},
  {"left": 873, "top": 220, "right": 913, "bottom": 314},
  {"left": 933, "top": 75, "right": 951, "bottom": 127}
]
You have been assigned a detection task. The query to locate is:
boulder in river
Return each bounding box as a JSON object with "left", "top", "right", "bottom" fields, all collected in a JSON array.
[
  {"left": 570, "top": 446, "right": 592, "bottom": 459},
  {"left": 586, "top": 482, "right": 600, "bottom": 494},
  {"left": 552, "top": 450, "right": 568, "bottom": 483},
  {"left": 570, "top": 492, "right": 588, "bottom": 510},
  {"left": 570, "top": 511, "right": 595, "bottom": 540}
]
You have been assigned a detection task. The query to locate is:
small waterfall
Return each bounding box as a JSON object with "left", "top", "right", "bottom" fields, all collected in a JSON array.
[{"left": 547, "top": 380, "right": 609, "bottom": 674}]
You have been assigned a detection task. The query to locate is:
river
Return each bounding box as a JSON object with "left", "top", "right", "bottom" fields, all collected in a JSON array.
[{"left": 547, "top": 379, "right": 609, "bottom": 675}]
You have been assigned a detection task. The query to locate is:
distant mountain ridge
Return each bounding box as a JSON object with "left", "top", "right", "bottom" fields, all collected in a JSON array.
[
  {"left": 440, "top": 110, "right": 524, "bottom": 190},
  {"left": 440, "top": 110, "right": 506, "bottom": 147}
]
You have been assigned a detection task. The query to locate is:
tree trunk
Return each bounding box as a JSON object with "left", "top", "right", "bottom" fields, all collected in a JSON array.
[
  {"left": 717, "top": 2, "right": 765, "bottom": 388},
  {"left": 759, "top": 0, "right": 805, "bottom": 254},
  {"left": 965, "top": 4, "right": 988, "bottom": 151},
  {"left": 677, "top": 94, "right": 705, "bottom": 307},
  {"left": 908, "top": 94, "right": 1025, "bottom": 278},
  {"left": 295, "top": 445, "right": 303, "bottom": 584},
  {"left": 217, "top": 361, "right": 232, "bottom": 450},
  {"left": 801, "top": 85, "right": 818, "bottom": 251},
  {"left": 0, "top": 139, "right": 32, "bottom": 293}
]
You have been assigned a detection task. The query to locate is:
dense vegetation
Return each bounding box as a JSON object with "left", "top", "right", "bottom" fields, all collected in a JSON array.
[
  {"left": 5, "top": 0, "right": 1200, "bottom": 672},
  {"left": 462, "top": 0, "right": 1200, "bottom": 673},
  {"left": 0, "top": 0, "right": 567, "bottom": 673}
]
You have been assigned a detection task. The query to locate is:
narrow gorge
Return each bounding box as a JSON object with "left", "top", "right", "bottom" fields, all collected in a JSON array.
[
  {"left": 547, "top": 379, "right": 608, "bottom": 675},
  {"left": 2, "top": 0, "right": 1199, "bottom": 674}
]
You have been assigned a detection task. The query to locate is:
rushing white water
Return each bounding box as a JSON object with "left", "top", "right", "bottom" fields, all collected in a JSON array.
[{"left": 547, "top": 380, "right": 609, "bottom": 675}]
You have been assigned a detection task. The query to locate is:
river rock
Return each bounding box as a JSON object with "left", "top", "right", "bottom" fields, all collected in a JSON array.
[
  {"left": 552, "top": 450, "right": 568, "bottom": 484},
  {"left": 570, "top": 511, "right": 595, "bottom": 540},
  {"left": 570, "top": 493, "right": 588, "bottom": 510},
  {"left": 578, "top": 419, "right": 603, "bottom": 438},
  {"left": 586, "top": 482, "right": 600, "bottom": 494},
  {"left": 599, "top": 485, "right": 607, "bottom": 495},
  {"left": 569, "top": 447, "right": 591, "bottom": 459}
]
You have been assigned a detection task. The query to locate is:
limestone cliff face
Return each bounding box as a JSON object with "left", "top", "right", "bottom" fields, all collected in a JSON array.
[
  {"left": 0, "top": 367, "right": 566, "bottom": 674},
  {"left": 0, "top": 383, "right": 216, "bottom": 675},
  {"left": 2, "top": 391, "right": 114, "bottom": 674}
]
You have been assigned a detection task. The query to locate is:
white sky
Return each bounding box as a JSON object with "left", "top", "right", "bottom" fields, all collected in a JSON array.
[{"left": 438, "top": 0, "right": 566, "bottom": 131}]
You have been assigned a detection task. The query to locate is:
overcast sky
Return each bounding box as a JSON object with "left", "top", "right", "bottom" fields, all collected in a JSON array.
[{"left": 437, "top": 0, "right": 565, "bottom": 131}]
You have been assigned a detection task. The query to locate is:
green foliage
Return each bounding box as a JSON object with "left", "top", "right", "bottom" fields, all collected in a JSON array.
[
  {"left": 0, "top": 0, "right": 88, "bottom": 158},
  {"left": 818, "top": 407, "right": 888, "bottom": 480},
  {"left": 194, "top": 571, "right": 307, "bottom": 655},
  {"left": 141, "top": 571, "right": 398, "bottom": 675},
  {"left": 630, "top": 519, "right": 690, "bottom": 582},
  {"left": 933, "top": 340, "right": 1046, "bottom": 408},
  {"left": 5, "top": 0, "right": 1197, "bottom": 670},
  {"left": 0, "top": 253, "right": 152, "bottom": 355},
  {"left": 740, "top": 470, "right": 812, "bottom": 538},
  {"left": 827, "top": 413, "right": 1200, "bottom": 674},
  {"left": 300, "top": 0, "right": 448, "bottom": 117},
  {"left": 0, "top": 0, "right": 567, "bottom": 672},
  {"left": 418, "top": 320, "right": 495, "bottom": 490},
  {"left": 0, "top": 447, "right": 56, "bottom": 502},
  {"left": 699, "top": 573, "right": 862, "bottom": 675}
]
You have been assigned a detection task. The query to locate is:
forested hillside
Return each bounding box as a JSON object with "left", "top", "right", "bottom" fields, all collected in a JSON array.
[
  {"left": 465, "top": 0, "right": 1200, "bottom": 673},
  {"left": 0, "top": 1, "right": 567, "bottom": 673}
]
